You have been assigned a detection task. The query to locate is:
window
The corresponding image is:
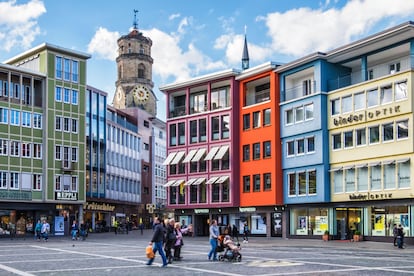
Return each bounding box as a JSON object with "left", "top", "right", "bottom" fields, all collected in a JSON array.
[
  {"left": 169, "top": 124, "right": 177, "bottom": 146},
  {"left": 397, "top": 120, "right": 408, "bottom": 139},
  {"left": 253, "top": 143, "right": 260, "bottom": 160},
  {"left": 287, "top": 141, "right": 294, "bottom": 156},
  {"left": 380, "top": 85, "right": 392, "bottom": 105},
  {"left": 190, "top": 120, "right": 197, "bottom": 143},
  {"left": 307, "top": 137, "right": 315, "bottom": 153},
  {"left": 10, "top": 172, "right": 19, "bottom": 189},
  {"left": 398, "top": 160, "right": 410, "bottom": 188},
  {"left": 0, "top": 171, "right": 7, "bottom": 189},
  {"left": 55, "top": 86, "right": 62, "bottom": 102},
  {"left": 253, "top": 174, "right": 260, "bottom": 192},
  {"left": 286, "top": 109, "right": 294, "bottom": 124},
  {"left": 55, "top": 145, "right": 61, "bottom": 160},
  {"left": 370, "top": 164, "right": 381, "bottom": 190},
  {"left": 263, "top": 109, "right": 271, "bottom": 126},
  {"left": 0, "top": 108, "right": 8, "bottom": 124},
  {"left": 71, "top": 176, "right": 78, "bottom": 191},
  {"left": 331, "top": 99, "right": 340, "bottom": 115},
  {"left": 303, "top": 79, "right": 312, "bottom": 95},
  {"left": 72, "top": 90, "right": 78, "bottom": 105},
  {"left": 33, "top": 143, "right": 42, "bottom": 159},
  {"left": 243, "top": 114, "right": 250, "bottom": 130},
  {"left": 367, "top": 89, "right": 378, "bottom": 107},
  {"left": 333, "top": 169, "right": 343, "bottom": 193},
  {"left": 10, "top": 110, "right": 20, "bottom": 125},
  {"left": 341, "top": 95, "right": 352, "bottom": 113},
  {"left": 55, "top": 175, "right": 61, "bottom": 191},
  {"left": 383, "top": 162, "right": 395, "bottom": 189},
  {"left": 382, "top": 123, "right": 394, "bottom": 142},
  {"left": 298, "top": 172, "right": 306, "bottom": 195},
  {"left": 305, "top": 104, "right": 314, "bottom": 120},
  {"left": 211, "top": 116, "right": 220, "bottom": 140},
  {"left": 264, "top": 173, "right": 271, "bottom": 191},
  {"left": 63, "top": 117, "right": 70, "bottom": 132},
  {"left": 395, "top": 81, "right": 407, "bottom": 101},
  {"left": 13, "top": 83, "right": 19, "bottom": 99},
  {"left": 0, "top": 139, "right": 7, "bottom": 155},
  {"left": 356, "top": 128, "right": 366, "bottom": 146},
  {"left": 332, "top": 134, "right": 341, "bottom": 150},
  {"left": 71, "top": 147, "right": 78, "bottom": 162},
  {"left": 389, "top": 62, "right": 400, "bottom": 74},
  {"left": 263, "top": 141, "right": 271, "bottom": 158},
  {"left": 55, "top": 56, "right": 62, "bottom": 79},
  {"left": 345, "top": 168, "right": 355, "bottom": 192},
  {"left": 33, "top": 113, "right": 42, "bottom": 129},
  {"left": 33, "top": 174, "right": 41, "bottom": 190},
  {"left": 253, "top": 111, "right": 261, "bottom": 128},
  {"left": 369, "top": 126, "right": 380, "bottom": 144},
  {"left": 21, "top": 142, "right": 31, "bottom": 157},
  {"left": 297, "top": 139, "right": 304, "bottom": 155},
  {"left": 308, "top": 170, "right": 316, "bottom": 194},
  {"left": 221, "top": 115, "right": 229, "bottom": 139},
  {"left": 72, "top": 60, "right": 79, "bottom": 82},
  {"left": 10, "top": 141, "right": 20, "bottom": 156},
  {"left": 211, "top": 87, "right": 229, "bottom": 109},
  {"left": 243, "top": 175, "right": 250, "bottom": 192},
  {"left": 64, "top": 58, "right": 70, "bottom": 81},
  {"left": 64, "top": 88, "right": 70, "bottom": 103},
  {"left": 55, "top": 116, "right": 62, "bottom": 131},
  {"left": 368, "top": 69, "right": 374, "bottom": 80},
  {"left": 199, "top": 118, "right": 206, "bottom": 142},
  {"left": 21, "top": 112, "right": 31, "bottom": 127},
  {"left": 288, "top": 173, "right": 296, "bottom": 196},
  {"left": 190, "top": 91, "right": 207, "bottom": 114},
  {"left": 243, "top": 145, "right": 250, "bottom": 161},
  {"left": 295, "top": 106, "right": 304, "bottom": 123},
  {"left": 354, "top": 92, "right": 365, "bottom": 111},
  {"left": 255, "top": 83, "right": 270, "bottom": 103},
  {"left": 71, "top": 119, "right": 78, "bottom": 133},
  {"left": 357, "top": 166, "right": 368, "bottom": 191},
  {"left": 344, "top": 131, "right": 353, "bottom": 148}
]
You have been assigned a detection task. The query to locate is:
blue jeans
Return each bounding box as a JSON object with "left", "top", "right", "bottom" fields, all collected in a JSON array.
[
  {"left": 71, "top": 230, "right": 78, "bottom": 239},
  {"left": 208, "top": 238, "right": 218, "bottom": 260},
  {"left": 147, "top": 241, "right": 167, "bottom": 266}
]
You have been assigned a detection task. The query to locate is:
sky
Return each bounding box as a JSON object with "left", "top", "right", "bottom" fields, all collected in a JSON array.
[{"left": 0, "top": 0, "right": 414, "bottom": 121}]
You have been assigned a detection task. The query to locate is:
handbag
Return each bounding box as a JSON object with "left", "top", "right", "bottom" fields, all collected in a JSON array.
[{"left": 146, "top": 245, "right": 154, "bottom": 259}]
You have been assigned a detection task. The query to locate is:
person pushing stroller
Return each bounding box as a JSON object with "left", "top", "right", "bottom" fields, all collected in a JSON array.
[{"left": 218, "top": 234, "right": 242, "bottom": 262}]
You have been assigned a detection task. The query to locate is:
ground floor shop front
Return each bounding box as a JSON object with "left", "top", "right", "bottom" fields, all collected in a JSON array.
[
  {"left": 175, "top": 206, "right": 285, "bottom": 238},
  {"left": 288, "top": 199, "right": 414, "bottom": 243}
]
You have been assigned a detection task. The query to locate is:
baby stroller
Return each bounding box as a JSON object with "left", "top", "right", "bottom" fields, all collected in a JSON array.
[{"left": 217, "top": 235, "right": 242, "bottom": 262}]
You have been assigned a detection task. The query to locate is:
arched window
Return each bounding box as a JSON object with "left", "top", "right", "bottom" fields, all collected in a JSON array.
[{"left": 138, "top": 64, "right": 145, "bottom": 78}]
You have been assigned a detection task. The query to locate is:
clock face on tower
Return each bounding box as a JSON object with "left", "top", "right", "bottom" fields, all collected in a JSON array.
[{"left": 132, "top": 85, "right": 150, "bottom": 105}]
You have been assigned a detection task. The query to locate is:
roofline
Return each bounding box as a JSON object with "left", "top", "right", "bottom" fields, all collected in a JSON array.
[
  {"left": 0, "top": 63, "right": 46, "bottom": 77},
  {"left": 236, "top": 61, "right": 281, "bottom": 80},
  {"left": 159, "top": 68, "right": 241, "bottom": 92},
  {"left": 86, "top": 85, "right": 108, "bottom": 97},
  {"left": 275, "top": 52, "right": 326, "bottom": 73},
  {"left": 4, "top": 42, "right": 91, "bottom": 64}
]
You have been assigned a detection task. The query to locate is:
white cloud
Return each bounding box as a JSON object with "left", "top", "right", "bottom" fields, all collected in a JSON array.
[
  {"left": 260, "top": 0, "right": 414, "bottom": 57},
  {"left": 87, "top": 27, "right": 119, "bottom": 60},
  {"left": 0, "top": 0, "right": 46, "bottom": 51},
  {"left": 168, "top": 13, "right": 180, "bottom": 21}
]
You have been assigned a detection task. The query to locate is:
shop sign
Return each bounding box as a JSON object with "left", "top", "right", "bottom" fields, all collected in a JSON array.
[
  {"left": 194, "top": 209, "right": 209, "bottom": 214},
  {"left": 239, "top": 207, "right": 256, "bottom": 212},
  {"left": 349, "top": 192, "right": 392, "bottom": 201},
  {"left": 84, "top": 202, "right": 115, "bottom": 212},
  {"left": 55, "top": 192, "right": 78, "bottom": 201},
  {"left": 0, "top": 190, "right": 31, "bottom": 200},
  {"left": 333, "top": 105, "right": 400, "bottom": 126}
]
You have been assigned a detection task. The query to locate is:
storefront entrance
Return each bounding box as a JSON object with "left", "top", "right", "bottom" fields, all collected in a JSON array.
[
  {"left": 195, "top": 215, "right": 209, "bottom": 236},
  {"left": 335, "top": 207, "right": 362, "bottom": 240}
]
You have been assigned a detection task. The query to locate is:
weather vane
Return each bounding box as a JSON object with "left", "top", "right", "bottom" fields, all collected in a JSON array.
[{"left": 133, "top": 9, "right": 139, "bottom": 29}]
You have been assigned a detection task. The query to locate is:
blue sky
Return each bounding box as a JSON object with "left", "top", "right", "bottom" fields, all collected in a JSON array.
[{"left": 0, "top": 0, "right": 413, "bottom": 120}]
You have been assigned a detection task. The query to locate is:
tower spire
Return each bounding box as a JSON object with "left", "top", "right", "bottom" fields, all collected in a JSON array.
[
  {"left": 133, "top": 9, "right": 139, "bottom": 30},
  {"left": 242, "top": 25, "right": 249, "bottom": 70}
]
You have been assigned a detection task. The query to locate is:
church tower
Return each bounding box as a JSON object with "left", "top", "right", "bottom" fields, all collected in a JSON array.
[{"left": 112, "top": 10, "right": 157, "bottom": 116}]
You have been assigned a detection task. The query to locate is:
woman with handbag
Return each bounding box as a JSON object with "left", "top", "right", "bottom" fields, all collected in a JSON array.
[{"left": 173, "top": 222, "right": 192, "bottom": 261}]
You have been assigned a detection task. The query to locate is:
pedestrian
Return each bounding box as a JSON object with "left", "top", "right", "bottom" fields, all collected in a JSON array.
[
  {"left": 140, "top": 222, "right": 144, "bottom": 235},
  {"left": 80, "top": 221, "right": 87, "bottom": 240},
  {"left": 207, "top": 219, "right": 219, "bottom": 261},
  {"left": 393, "top": 224, "right": 398, "bottom": 246},
  {"left": 34, "top": 219, "right": 42, "bottom": 241},
  {"left": 113, "top": 220, "right": 118, "bottom": 234},
  {"left": 232, "top": 224, "right": 239, "bottom": 242},
  {"left": 164, "top": 218, "right": 176, "bottom": 264},
  {"left": 41, "top": 219, "right": 50, "bottom": 241},
  {"left": 173, "top": 222, "right": 192, "bottom": 261},
  {"left": 146, "top": 217, "right": 168, "bottom": 267},
  {"left": 71, "top": 220, "right": 79, "bottom": 240},
  {"left": 397, "top": 224, "right": 405, "bottom": 249},
  {"left": 243, "top": 222, "right": 249, "bottom": 243}
]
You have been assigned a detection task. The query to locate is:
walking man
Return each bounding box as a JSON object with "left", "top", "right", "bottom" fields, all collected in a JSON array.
[{"left": 146, "top": 217, "right": 168, "bottom": 267}]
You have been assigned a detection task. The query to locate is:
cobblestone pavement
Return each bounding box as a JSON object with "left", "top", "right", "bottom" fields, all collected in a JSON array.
[{"left": 0, "top": 230, "right": 413, "bottom": 276}]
